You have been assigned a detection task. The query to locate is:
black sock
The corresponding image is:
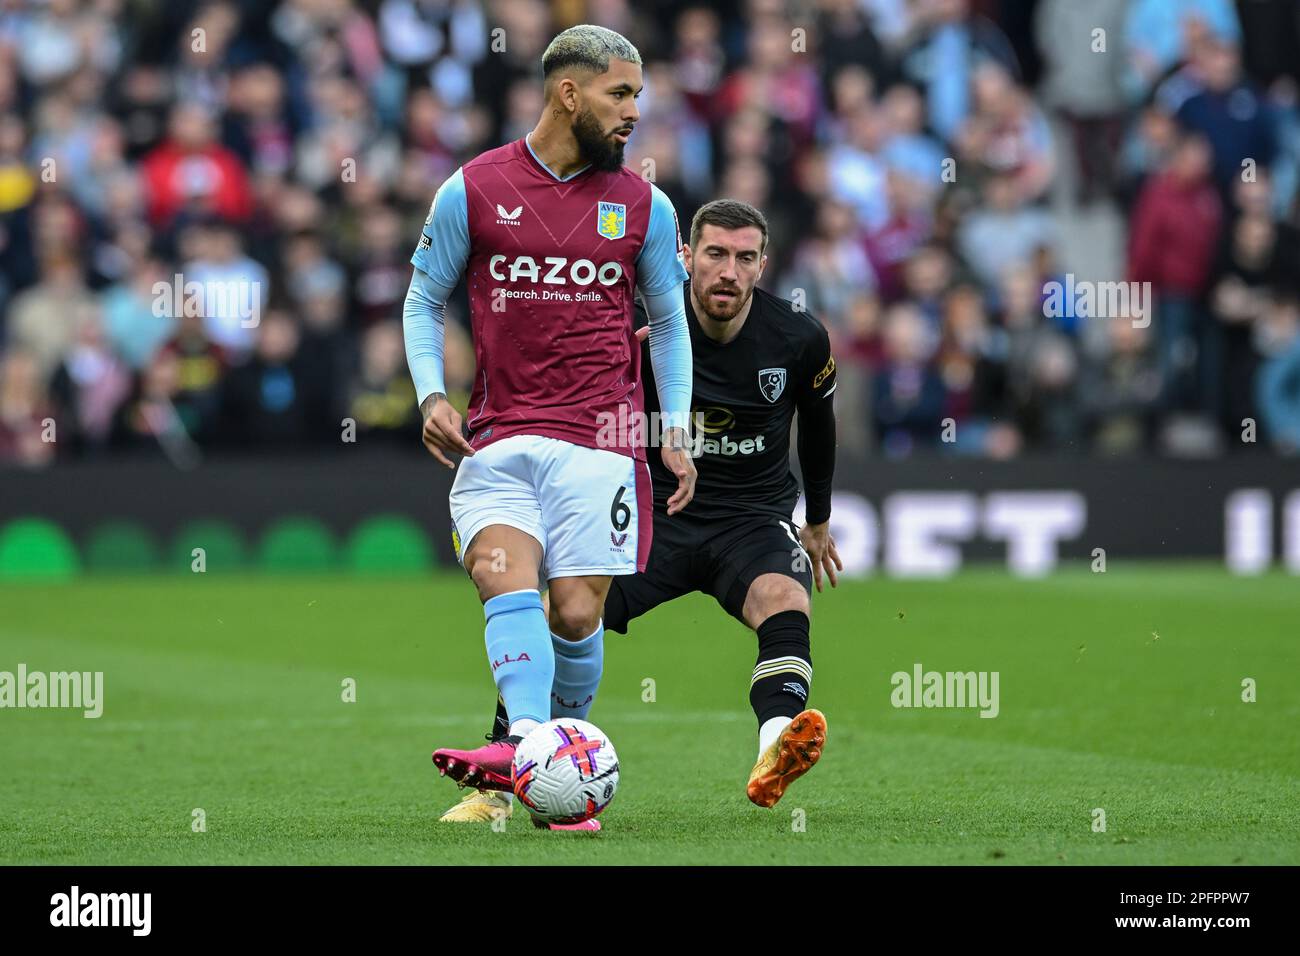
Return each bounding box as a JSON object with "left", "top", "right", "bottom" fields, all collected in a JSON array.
[
  {"left": 749, "top": 609, "right": 813, "bottom": 725},
  {"left": 487, "top": 695, "right": 509, "bottom": 742}
]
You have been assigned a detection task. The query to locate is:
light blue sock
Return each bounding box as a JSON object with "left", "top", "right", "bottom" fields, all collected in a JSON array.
[
  {"left": 550, "top": 621, "right": 604, "bottom": 719},
  {"left": 484, "top": 589, "right": 553, "bottom": 728}
]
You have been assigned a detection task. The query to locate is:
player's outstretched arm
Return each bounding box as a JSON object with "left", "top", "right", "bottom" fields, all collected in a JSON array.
[{"left": 797, "top": 328, "right": 842, "bottom": 591}]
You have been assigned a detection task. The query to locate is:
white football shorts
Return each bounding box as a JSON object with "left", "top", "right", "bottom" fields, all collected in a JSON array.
[{"left": 448, "top": 434, "right": 653, "bottom": 579}]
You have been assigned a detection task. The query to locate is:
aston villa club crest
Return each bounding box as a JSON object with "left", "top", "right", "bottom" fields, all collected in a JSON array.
[
  {"left": 597, "top": 201, "right": 626, "bottom": 239},
  {"left": 759, "top": 367, "right": 787, "bottom": 403}
]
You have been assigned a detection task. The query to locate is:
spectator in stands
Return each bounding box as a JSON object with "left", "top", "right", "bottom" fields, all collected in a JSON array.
[
  {"left": 899, "top": 240, "right": 957, "bottom": 350},
  {"left": 1035, "top": 0, "right": 1128, "bottom": 205},
  {"left": 152, "top": 306, "right": 222, "bottom": 446},
  {"left": 935, "top": 282, "right": 1006, "bottom": 452},
  {"left": 49, "top": 306, "right": 133, "bottom": 454},
  {"left": 1080, "top": 317, "right": 1162, "bottom": 455},
  {"left": 7, "top": 251, "right": 93, "bottom": 382},
  {"left": 217, "top": 309, "right": 311, "bottom": 447},
  {"left": 1256, "top": 294, "right": 1300, "bottom": 452},
  {"left": 959, "top": 61, "right": 1054, "bottom": 202},
  {"left": 1176, "top": 39, "right": 1277, "bottom": 196},
  {"left": 872, "top": 302, "right": 947, "bottom": 457},
  {"left": 110, "top": 346, "right": 199, "bottom": 464},
  {"left": 783, "top": 197, "right": 876, "bottom": 322},
  {"left": 1124, "top": 0, "right": 1241, "bottom": 102},
  {"left": 180, "top": 221, "right": 269, "bottom": 358},
  {"left": 1208, "top": 204, "right": 1298, "bottom": 432},
  {"left": 1127, "top": 132, "right": 1223, "bottom": 410},
  {"left": 0, "top": 348, "right": 56, "bottom": 467},
  {"left": 140, "top": 103, "right": 254, "bottom": 227},
  {"left": 958, "top": 172, "right": 1056, "bottom": 289},
  {"left": 346, "top": 320, "right": 418, "bottom": 444},
  {"left": 864, "top": 169, "right": 932, "bottom": 303},
  {"left": 899, "top": 0, "right": 1019, "bottom": 144},
  {"left": 102, "top": 254, "right": 176, "bottom": 371},
  {"left": 877, "top": 84, "right": 946, "bottom": 204}
]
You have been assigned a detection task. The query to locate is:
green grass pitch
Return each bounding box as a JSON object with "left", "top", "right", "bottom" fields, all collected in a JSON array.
[{"left": 1, "top": 565, "right": 1297, "bottom": 865}]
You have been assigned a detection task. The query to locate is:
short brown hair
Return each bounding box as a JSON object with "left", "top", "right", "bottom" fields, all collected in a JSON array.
[{"left": 689, "top": 199, "right": 769, "bottom": 253}]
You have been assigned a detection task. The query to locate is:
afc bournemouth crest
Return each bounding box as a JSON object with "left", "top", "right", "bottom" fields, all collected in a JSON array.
[
  {"left": 759, "top": 367, "right": 787, "bottom": 403},
  {"left": 597, "top": 201, "right": 626, "bottom": 239}
]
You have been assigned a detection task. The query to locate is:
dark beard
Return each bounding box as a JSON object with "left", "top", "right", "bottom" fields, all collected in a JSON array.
[
  {"left": 572, "top": 107, "right": 625, "bottom": 172},
  {"left": 694, "top": 277, "right": 748, "bottom": 321}
]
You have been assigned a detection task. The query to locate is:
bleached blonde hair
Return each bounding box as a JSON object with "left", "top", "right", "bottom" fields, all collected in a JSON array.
[{"left": 542, "top": 24, "right": 641, "bottom": 90}]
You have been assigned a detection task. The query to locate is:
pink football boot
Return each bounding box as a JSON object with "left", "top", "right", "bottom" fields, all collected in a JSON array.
[
  {"left": 432, "top": 737, "right": 517, "bottom": 791},
  {"left": 538, "top": 818, "right": 602, "bottom": 832}
]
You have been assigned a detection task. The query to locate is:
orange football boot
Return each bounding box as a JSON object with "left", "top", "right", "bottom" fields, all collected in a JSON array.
[{"left": 746, "top": 709, "right": 827, "bottom": 808}]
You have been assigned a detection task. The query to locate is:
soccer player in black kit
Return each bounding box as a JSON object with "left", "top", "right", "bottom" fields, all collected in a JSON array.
[{"left": 439, "top": 199, "right": 841, "bottom": 823}]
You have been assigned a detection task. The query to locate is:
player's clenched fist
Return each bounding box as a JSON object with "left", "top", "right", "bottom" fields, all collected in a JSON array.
[
  {"left": 661, "top": 427, "right": 696, "bottom": 515},
  {"left": 421, "top": 393, "right": 476, "bottom": 469}
]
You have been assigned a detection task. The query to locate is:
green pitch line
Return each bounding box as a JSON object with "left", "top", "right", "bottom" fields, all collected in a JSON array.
[{"left": 0, "top": 566, "right": 1296, "bottom": 865}]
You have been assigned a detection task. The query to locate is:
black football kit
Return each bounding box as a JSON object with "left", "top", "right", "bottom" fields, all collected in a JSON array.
[{"left": 604, "top": 282, "right": 838, "bottom": 630}]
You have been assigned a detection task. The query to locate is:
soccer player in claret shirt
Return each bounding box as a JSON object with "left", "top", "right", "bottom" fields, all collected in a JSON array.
[
  {"left": 402, "top": 25, "right": 697, "bottom": 829},
  {"left": 444, "top": 199, "right": 841, "bottom": 825}
]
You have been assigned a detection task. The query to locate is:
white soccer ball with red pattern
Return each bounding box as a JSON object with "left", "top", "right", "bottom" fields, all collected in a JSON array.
[{"left": 511, "top": 719, "right": 620, "bottom": 824}]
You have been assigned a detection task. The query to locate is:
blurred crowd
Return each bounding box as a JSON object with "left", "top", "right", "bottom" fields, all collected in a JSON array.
[{"left": 3, "top": 0, "right": 1300, "bottom": 467}]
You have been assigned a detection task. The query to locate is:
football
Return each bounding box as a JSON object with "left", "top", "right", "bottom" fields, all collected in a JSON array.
[{"left": 511, "top": 719, "right": 620, "bottom": 825}]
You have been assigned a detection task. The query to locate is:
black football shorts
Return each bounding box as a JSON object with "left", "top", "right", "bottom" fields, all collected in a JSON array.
[{"left": 603, "top": 508, "right": 813, "bottom": 631}]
